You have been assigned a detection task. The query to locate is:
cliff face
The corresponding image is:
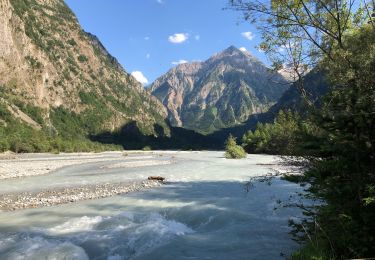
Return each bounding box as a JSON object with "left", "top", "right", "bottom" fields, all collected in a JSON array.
[
  {"left": 150, "top": 46, "right": 289, "bottom": 134},
  {"left": 0, "top": 0, "right": 168, "bottom": 136}
]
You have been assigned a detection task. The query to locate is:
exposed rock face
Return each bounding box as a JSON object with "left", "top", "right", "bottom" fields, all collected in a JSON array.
[
  {"left": 150, "top": 46, "right": 289, "bottom": 133},
  {"left": 0, "top": 0, "right": 168, "bottom": 135}
]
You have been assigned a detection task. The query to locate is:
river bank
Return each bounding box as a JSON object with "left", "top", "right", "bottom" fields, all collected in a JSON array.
[
  {"left": 0, "top": 151, "right": 172, "bottom": 180},
  {"left": 0, "top": 180, "right": 163, "bottom": 211},
  {"left": 0, "top": 151, "right": 172, "bottom": 211}
]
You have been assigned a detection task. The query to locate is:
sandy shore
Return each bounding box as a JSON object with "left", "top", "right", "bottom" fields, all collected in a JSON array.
[{"left": 0, "top": 180, "right": 164, "bottom": 211}]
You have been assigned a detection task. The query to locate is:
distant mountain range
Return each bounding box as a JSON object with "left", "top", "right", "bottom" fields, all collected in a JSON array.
[
  {"left": 150, "top": 46, "right": 290, "bottom": 134},
  {"left": 0, "top": 0, "right": 329, "bottom": 150}
]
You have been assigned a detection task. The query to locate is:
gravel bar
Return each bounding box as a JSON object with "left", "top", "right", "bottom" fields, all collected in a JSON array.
[{"left": 0, "top": 180, "right": 164, "bottom": 211}]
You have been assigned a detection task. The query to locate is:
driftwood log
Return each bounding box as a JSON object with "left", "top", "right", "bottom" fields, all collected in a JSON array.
[{"left": 148, "top": 176, "right": 165, "bottom": 181}]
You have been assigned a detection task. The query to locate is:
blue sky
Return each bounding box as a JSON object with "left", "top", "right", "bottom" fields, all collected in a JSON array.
[{"left": 64, "top": 0, "right": 268, "bottom": 85}]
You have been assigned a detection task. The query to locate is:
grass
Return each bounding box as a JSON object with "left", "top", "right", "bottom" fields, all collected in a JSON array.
[{"left": 290, "top": 241, "right": 333, "bottom": 260}]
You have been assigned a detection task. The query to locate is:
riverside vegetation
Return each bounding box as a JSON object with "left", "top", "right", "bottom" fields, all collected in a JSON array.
[
  {"left": 225, "top": 135, "right": 247, "bottom": 159},
  {"left": 231, "top": 0, "right": 375, "bottom": 258}
]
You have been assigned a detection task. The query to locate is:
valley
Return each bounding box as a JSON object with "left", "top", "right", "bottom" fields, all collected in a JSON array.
[{"left": 0, "top": 0, "right": 374, "bottom": 258}]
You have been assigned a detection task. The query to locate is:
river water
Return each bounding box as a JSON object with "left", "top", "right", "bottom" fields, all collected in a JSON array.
[{"left": 0, "top": 151, "right": 305, "bottom": 259}]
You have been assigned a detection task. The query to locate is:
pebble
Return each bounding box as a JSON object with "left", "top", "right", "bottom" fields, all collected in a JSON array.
[{"left": 0, "top": 180, "right": 163, "bottom": 211}]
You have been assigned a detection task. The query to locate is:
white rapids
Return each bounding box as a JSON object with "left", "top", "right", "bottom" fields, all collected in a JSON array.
[{"left": 0, "top": 151, "right": 306, "bottom": 259}]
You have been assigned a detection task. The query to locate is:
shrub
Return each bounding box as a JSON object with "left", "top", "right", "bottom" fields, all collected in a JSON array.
[
  {"left": 142, "top": 146, "right": 152, "bottom": 151},
  {"left": 225, "top": 134, "right": 247, "bottom": 159},
  {"left": 77, "top": 55, "right": 88, "bottom": 62},
  {"left": 67, "top": 39, "right": 76, "bottom": 46}
]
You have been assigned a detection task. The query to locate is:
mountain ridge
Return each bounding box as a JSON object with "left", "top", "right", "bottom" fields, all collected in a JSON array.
[
  {"left": 0, "top": 0, "right": 168, "bottom": 138},
  {"left": 150, "top": 46, "right": 290, "bottom": 134},
  {"left": 0, "top": 0, "right": 176, "bottom": 152}
]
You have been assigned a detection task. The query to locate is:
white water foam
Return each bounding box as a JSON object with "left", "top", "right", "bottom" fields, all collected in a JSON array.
[
  {"left": 0, "top": 235, "right": 89, "bottom": 260},
  {"left": 48, "top": 216, "right": 103, "bottom": 235},
  {"left": 10, "top": 212, "right": 195, "bottom": 259}
]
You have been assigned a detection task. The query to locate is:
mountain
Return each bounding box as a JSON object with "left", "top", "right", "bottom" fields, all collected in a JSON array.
[
  {"left": 267, "top": 69, "right": 329, "bottom": 114},
  {"left": 207, "top": 69, "right": 330, "bottom": 142},
  {"left": 150, "top": 46, "right": 290, "bottom": 134},
  {"left": 0, "top": 0, "right": 169, "bottom": 151}
]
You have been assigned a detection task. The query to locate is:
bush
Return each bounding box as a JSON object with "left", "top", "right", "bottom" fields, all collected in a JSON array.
[
  {"left": 142, "top": 146, "right": 152, "bottom": 151},
  {"left": 242, "top": 110, "right": 312, "bottom": 155},
  {"left": 77, "top": 55, "right": 88, "bottom": 62},
  {"left": 225, "top": 135, "right": 247, "bottom": 159}
]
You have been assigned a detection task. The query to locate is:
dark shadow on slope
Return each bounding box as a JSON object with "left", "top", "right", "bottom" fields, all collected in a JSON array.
[
  {"left": 207, "top": 69, "right": 330, "bottom": 143},
  {"left": 91, "top": 71, "right": 329, "bottom": 149},
  {"left": 90, "top": 120, "right": 221, "bottom": 150}
]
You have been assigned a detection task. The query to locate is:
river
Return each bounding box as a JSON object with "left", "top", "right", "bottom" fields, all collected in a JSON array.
[{"left": 0, "top": 151, "right": 305, "bottom": 259}]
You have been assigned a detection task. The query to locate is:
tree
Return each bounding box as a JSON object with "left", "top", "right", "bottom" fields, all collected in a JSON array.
[
  {"left": 230, "top": 0, "right": 375, "bottom": 258},
  {"left": 225, "top": 134, "right": 247, "bottom": 159},
  {"left": 242, "top": 110, "right": 306, "bottom": 155},
  {"left": 228, "top": 0, "right": 372, "bottom": 105}
]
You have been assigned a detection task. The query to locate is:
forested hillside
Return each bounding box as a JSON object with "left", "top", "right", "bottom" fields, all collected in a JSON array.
[{"left": 0, "top": 0, "right": 168, "bottom": 152}]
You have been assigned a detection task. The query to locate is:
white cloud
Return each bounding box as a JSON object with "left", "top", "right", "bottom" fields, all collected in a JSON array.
[
  {"left": 144, "top": 36, "right": 150, "bottom": 40},
  {"left": 241, "top": 31, "right": 254, "bottom": 41},
  {"left": 168, "top": 33, "right": 189, "bottom": 44},
  {"left": 131, "top": 71, "right": 148, "bottom": 85},
  {"left": 171, "top": 59, "right": 188, "bottom": 65},
  {"left": 195, "top": 35, "right": 200, "bottom": 41},
  {"left": 146, "top": 53, "right": 151, "bottom": 59},
  {"left": 239, "top": 47, "right": 247, "bottom": 52}
]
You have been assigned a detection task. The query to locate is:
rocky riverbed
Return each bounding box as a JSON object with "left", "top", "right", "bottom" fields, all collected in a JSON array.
[
  {"left": 0, "top": 151, "right": 174, "bottom": 211},
  {"left": 0, "top": 151, "right": 172, "bottom": 180},
  {"left": 0, "top": 152, "right": 308, "bottom": 259},
  {"left": 0, "top": 180, "right": 163, "bottom": 211}
]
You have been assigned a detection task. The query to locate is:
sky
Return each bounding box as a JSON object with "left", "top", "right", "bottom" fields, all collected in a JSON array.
[{"left": 64, "top": 0, "right": 268, "bottom": 85}]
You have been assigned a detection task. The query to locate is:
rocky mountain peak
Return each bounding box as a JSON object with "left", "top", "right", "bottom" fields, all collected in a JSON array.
[
  {"left": 208, "top": 45, "right": 260, "bottom": 66},
  {"left": 151, "top": 46, "right": 290, "bottom": 133}
]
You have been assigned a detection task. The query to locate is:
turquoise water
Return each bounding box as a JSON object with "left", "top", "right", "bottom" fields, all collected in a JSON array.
[{"left": 0, "top": 152, "right": 305, "bottom": 259}]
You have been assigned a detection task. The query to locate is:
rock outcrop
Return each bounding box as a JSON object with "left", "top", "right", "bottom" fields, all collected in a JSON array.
[{"left": 0, "top": 0, "right": 168, "bottom": 136}]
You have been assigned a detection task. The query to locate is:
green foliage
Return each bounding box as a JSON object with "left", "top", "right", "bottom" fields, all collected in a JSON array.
[
  {"left": 13, "top": 100, "right": 45, "bottom": 125},
  {"left": 142, "top": 146, "right": 152, "bottom": 151},
  {"left": 67, "top": 39, "right": 77, "bottom": 46},
  {"left": 0, "top": 117, "right": 121, "bottom": 154},
  {"left": 295, "top": 25, "right": 375, "bottom": 258},
  {"left": 242, "top": 110, "right": 311, "bottom": 155},
  {"left": 25, "top": 56, "right": 43, "bottom": 70},
  {"left": 233, "top": 1, "right": 375, "bottom": 257},
  {"left": 77, "top": 55, "right": 88, "bottom": 62},
  {"left": 67, "top": 39, "right": 76, "bottom": 46},
  {"left": 225, "top": 134, "right": 247, "bottom": 159},
  {"left": 245, "top": 27, "right": 375, "bottom": 256},
  {"left": 290, "top": 240, "right": 333, "bottom": 260}
]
